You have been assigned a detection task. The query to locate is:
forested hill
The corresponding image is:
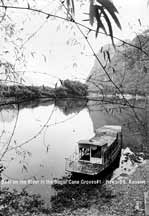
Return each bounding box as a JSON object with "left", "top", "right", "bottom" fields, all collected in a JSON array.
[{"left": 87, "top": 30, "right": 149, "bottom": 95}]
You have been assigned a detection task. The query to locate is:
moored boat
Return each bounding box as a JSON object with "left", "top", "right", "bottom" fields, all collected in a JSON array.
[{"left": 65, "top": 125, "right": 122, "bottom": 176}]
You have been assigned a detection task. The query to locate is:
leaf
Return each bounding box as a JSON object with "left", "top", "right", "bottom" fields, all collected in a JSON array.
[
  {"left": 96, "top": 19, "right": 107, "bottom": 37},
  {"left": 82, "top": 19, "right": 90, "bottom": 22},
  {"left": 89, "top": 0, "right": 95, "bottom": 25},
  {"left": 94, "top": 6, "right": 107, "bottom": 37},
  {"left": 66, "top": 0, "right": 75, "bottom": 16},
  {"left": 112, "top": 67, "right": 116, "bottom": 73},
  {"left": 46, "top": 146, "right": 49, "bottom": 153},
  {"left": 83, "top": 12, "right": 89, "bottom": 15},
  {"left": 100, "top": 46, "right": 103, "bottom": 53},
  {"left": 102, "top": 9, "right": 115, "bottom": 48},
  {"left": 97, "top": 0, "right": 118, "bottom": 13},
  {"left": 138, "top": 19, "right": 141, "bottom": 26},
  {"left": 0, "top": 0, "right": 4, "bottom": 6},
  {"left": 42, "top": 55, "right": 47, "bottom": 62},
  {"left": 106, "top": 50, "right": 111, "bottom": 62},
  {"left": 46, "top": 14, "right": 50, "bottom": 19},
  {"left": 66, "top": 0, "right": 70, "bottom": 8},
  {"left": 31, "top": 52, "right": 35, "bottom": 57},
  {"left": 27, "top": 3, "right": 30, "bottom": 9},
  {"left": 103, "top": 51, "right": 106, "bottom": 60},
  {"left": 22, "top": 165, "right": 28, "bottom": 173},
  {"left": 20, "top": 77, "right": 25, "bottom": 83},
  {"left": 71, "top": 0, "right": 75, "bottom": 15},
  {"left": 97, "top": 0, "right": 121, "bottom": 29}
]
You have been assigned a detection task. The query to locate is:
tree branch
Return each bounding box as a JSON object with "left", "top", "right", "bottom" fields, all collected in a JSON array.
[{"left": 0, "top": 4, "right": 148, "bottom": 57}]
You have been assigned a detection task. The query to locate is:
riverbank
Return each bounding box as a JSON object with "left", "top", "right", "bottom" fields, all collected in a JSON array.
[
  {"left": 0, "top": 161, "right": 148, "bottom": 216},
  {"left": 50, "top": 160, "right": 148, "bottom": 216},
  {"left": 0, "top": 80, "right": 148, "bottom": 109},
  {"left": 0, "top": 79, "right": 88, "bottom": 105}
]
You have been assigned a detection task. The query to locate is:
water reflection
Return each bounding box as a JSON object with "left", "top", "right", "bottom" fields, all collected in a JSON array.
[
  {"left": 88, "top": 98, "right": 149, "bottom": 157},
  {"left": 55, "top": 98, "right": 87, "bottom": 115},
  {"left": 0, "top": 97, "right": 148, "bottom": 211},
  {"left": 0, "top": 98, "right": 87, "bottom": 122},
  {"left": 0, "top": 99, "right": 93, "bottom": 204}
]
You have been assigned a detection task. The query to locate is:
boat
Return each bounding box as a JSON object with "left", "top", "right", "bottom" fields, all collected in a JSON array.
[{"left": 65, "top": 125, "right": 122, "bottom": 176}]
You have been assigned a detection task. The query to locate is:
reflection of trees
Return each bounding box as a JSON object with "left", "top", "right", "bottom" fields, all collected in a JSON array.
[
  {"left": 0, "top": 107, "right": 17, "bottom": 123},
  {"left": 0, "top": 98, "right": 54, "bottom": 113},
  {"left": 0, "top": 98, "right": 87, "bottom": 174},
  {"left": 55, "top": 98, "right": 87, "bottom": 115},
  {"left": 0, "top": 98, "right": 87, "bottom": 122},
  {"left": 88, "top": 98, "right": 149, "bottom": 157}
]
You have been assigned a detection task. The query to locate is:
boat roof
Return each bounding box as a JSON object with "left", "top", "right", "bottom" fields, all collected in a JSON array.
[{"left": 78, "top": 125, "right": 121, "bottom": 147}]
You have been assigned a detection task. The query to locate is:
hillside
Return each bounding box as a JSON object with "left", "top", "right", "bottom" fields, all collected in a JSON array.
[{"left": 87, "top": 31, "right": 149, "bottom": 95}]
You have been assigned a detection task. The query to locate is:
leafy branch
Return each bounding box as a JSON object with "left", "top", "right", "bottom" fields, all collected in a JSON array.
[
  {"left": 65, "top": 0, "right": 121, "bottom": 46},
  {"left": 0, "top": 2, "right": 148, "bottom": 56},
  {"left": 89, "top": 0, "right": 121, "bottom": 47},
  {"left": 61, "top": 0, "right": 146, "bottom": 126}
]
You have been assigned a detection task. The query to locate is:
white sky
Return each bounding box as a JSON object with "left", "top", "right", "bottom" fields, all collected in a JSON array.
[{"left": 2, "top": 0, "right": 149, "bottom": 86}]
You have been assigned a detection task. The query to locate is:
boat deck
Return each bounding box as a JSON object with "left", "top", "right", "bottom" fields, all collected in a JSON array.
[{"left": 65, "top": 159, "right": 103, "bottom": 175}]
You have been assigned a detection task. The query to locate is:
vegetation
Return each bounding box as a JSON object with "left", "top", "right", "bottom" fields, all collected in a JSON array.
[
  {"left": 56, "top": 79, "right": 88, "bottom": 97},
  {"left": 51, "top": 181, "right": 109, "bottom": 212},
  {"left": 0, "top": 187, "right": 50, "bottom": 215},
  {"left": 0, "top": 1, "right": 148, "bottom": 216},
  {"left": 88, "top": 31, "right": 149, "bottom": 96},
  {"left": 0, "top": 80, "right": 88, "bottom": 104}
]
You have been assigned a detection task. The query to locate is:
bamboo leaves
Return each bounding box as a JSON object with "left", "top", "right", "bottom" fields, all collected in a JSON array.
[
  {"left": 65, "top": 0, "right": 121, "bottom": 47},
  {"left": 89, "top": 0, "right": 95, "bottom": 25},
  {"left": 101, "top": 8, "right": 115, "bottom": 47},
  {"left": 97, "top": 0, "right": 121, "bottom": 29},
  {"left": 89, "top": 0, "right": 121, "bottom": 47},
  {"left": 66, "top": 0, "right": 75, "bottom": 17},
  {"left": 94, "top": 5, "right": 107, "bottom": 37}
]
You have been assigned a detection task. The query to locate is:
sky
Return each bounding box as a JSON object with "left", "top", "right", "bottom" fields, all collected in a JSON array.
[{"left": 1, "top": 0, "right": 149, "bottom": 86}]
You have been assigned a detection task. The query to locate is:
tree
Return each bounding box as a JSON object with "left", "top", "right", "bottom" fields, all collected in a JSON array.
[
  {"left": 0, "top": 0, "right": 148, "bottom": 104},
  {"left": 0, "top": 0, "right": 121, "bottom": 83}
]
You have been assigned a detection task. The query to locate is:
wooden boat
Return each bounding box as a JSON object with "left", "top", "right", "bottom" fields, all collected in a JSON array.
[{"left": 65, "top": 125, "right": 122, "bottom": 175}]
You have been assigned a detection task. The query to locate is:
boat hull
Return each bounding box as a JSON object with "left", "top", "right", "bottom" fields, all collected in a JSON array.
[{"left": 65, "top": 141, "right": 122, "bottom": 176}]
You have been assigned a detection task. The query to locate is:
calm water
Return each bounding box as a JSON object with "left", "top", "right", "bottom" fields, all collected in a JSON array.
[
  {"left": 0, "top": 98, "right": 148, "bottom": 206},
  {"left": 0, "top": 100, "right": 94, "bottom": 203}
]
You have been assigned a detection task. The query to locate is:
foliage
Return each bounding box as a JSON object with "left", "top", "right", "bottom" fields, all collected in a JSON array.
[
  {"left": 0, "top": 84, "right": 55, "bottom": 100},
  {"left": 54, "top": 79, "right": 88, "bottom": 97},
  {"left": 88, "top": 31, "right": 149, "bottom": 95},
  {"left": 51, "top": 176, "right": 119, "bottom": 213},
  {"left": 61, "top": 79, "right": 88, "bottom": 96},
  {"left": 0, "top": 0, "right": 121, "bottom": 94},
  {"left": 66, "top": 0, "right": 121, "bottom": 47},
  {"left": 0, "top": 80, "right": 88, "bottom": 102},
  {"left": 0, "top": 187, "right": 50, "bottom": 215},
  {"left": 89, "top": 0, "right": 121, "bottom": 46}
]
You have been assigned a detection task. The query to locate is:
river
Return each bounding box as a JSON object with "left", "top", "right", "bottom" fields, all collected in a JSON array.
[{"left": 0, "top": 98, "right": 148, "bottom": 211}]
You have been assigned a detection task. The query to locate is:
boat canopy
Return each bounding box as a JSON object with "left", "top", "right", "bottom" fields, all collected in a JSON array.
[
  {"left": 78, "top": 125, "right": 121, "bottom": 147},
  {"left": 96, "top": 125, "right": 121, "bottom": 136}
]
